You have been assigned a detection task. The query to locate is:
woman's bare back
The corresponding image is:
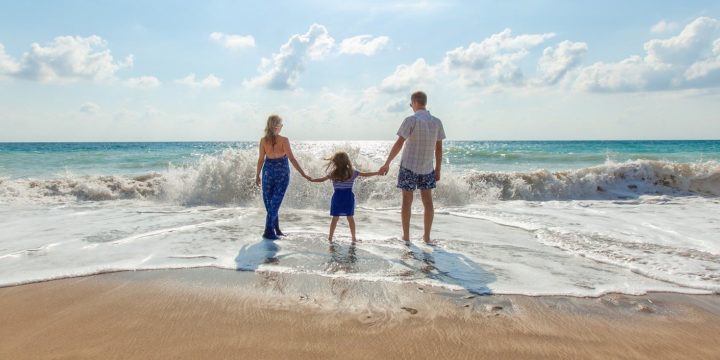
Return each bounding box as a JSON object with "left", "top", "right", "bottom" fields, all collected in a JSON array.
[{"left": 261, "top": 136, "right": 288, "bottom": 159}]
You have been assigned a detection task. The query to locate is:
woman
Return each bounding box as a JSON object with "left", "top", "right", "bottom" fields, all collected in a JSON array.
[{"left": 255, "top": 114, "right": 310, "bottom": 240}]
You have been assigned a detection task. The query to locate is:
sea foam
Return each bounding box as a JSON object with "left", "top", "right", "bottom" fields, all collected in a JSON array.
[{"left": 1, "top": 149, "right": 718, "bottom": 206}]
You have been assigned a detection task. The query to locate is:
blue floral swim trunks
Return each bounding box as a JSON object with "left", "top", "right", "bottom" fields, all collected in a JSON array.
[{"left": 397, "top": 166, "right": 436, "bottom": 191}]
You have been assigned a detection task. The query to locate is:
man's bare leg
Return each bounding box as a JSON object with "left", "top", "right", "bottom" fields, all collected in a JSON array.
[
  {"left": 401, "top": 190, "right": 413, "bottom": 241},
  {"left": 420, "top": 189, "right": 434, "bottom": 244}
]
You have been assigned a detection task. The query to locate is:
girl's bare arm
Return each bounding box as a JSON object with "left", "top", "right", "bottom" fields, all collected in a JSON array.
[{"left": 309, "top": 175, "right": 330, "bottom": 183}]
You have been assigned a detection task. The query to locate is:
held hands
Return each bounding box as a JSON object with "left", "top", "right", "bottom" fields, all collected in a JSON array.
[{"left": 378, "top": 164, "right": 389, "bottom": 176}]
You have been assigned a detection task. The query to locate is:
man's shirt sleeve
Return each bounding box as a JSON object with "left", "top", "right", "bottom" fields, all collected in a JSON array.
[
  {"left": 437, "top": 119, "right": 446, "bottom": 141},
  {"left": 397, "top": 116, "right": 415, "bottom": 139}
]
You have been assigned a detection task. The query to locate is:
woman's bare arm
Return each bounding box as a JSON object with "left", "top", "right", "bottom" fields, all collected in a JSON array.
[
  {"left": 284, "top": 138, "right": 309, "bottom": 179},
  {"left": 256, "top": 139, "right": 266, "bottom": 186}
]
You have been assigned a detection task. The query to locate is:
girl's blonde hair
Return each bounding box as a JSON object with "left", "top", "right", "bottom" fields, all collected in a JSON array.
[
  {"left": 325, "top": 152, "right": 353, "bottom": 181},
  {"left": 264, "top": 114, "right": 282, "bottom": 147}
]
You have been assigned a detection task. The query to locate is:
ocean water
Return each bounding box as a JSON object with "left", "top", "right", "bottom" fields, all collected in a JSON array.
[{"left": 1, "top": 141, "right": 719, "bottom": 296}]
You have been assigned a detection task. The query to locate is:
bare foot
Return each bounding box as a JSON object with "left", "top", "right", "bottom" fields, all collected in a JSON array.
[{"left": 423, "top": 236, "right": 436, "bottom": 245}]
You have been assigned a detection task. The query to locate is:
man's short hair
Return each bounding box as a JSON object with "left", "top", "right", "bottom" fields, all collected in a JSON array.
[{"left": 411, "top": 91, "right": 427, "bottom": 106}]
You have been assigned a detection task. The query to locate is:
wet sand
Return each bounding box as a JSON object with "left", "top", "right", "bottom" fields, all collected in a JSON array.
[{"left": 1, "top": 268, "right": 719, "bottom": 360}]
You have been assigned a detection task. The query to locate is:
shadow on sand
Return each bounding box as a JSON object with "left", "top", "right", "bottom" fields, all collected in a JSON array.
[
  {"left": 233, "top": 237, "right": 495, "bottom": 296},
  {"left": 234, "top": 238, "right": 280, "bottom": 271},
  {"left": 403, "top": 242, "right": 496, "bottom": 295}
]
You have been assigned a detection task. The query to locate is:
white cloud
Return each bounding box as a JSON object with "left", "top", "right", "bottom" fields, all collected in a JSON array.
[
  {"left": 443, "top": 29, "right": 555, "bottom": 86},
  {"left": 307, "top": 28, "right": 335, "bottom": 60},
  {"left": 375, "top": 29, "right": 559, "bottom": 92},
  {"left": 174, "top": 73, "right": 222, "bottom": 88},
  {"left": 246, "top": 24, "right": 335, "bottom": 90},
  {"left": 339, "top": 35, "right": 390, "bottom": 56},
  {"left": 445, "top": 29, "right": 555, "bottom": 70},
  {"left": 386, "top": 98, "right": 409, "bottom": 112},
  {"left": 644, "top": 17, "right": 720, "bottom": 65},
  {"left": 576, "top": 17, "right": 720, "bottom": 92},
  {"left": 0, "top": 44, "right": 20, "bottom": 74},
  {"left": 125, "top": 76, "right": 160, "bottom": 89},
  {"left": 209, "top": 32, "right": 255, "bottom": 49},
  {"left": 651, "top": 20, "right": 680, "bottom": 34},
  {"left": 537, "top": 41, "right": 588, "bottom": 85},
  {"left": 79, "top": 102, "right": 101, "bottom": 114},
  {"left": 380, "top": 58, "right": 436, "bottom": 92},
  {"left": 5, "top": 35, "right": 132, "bottom": 83},
  {"left": 684, "top": 39, "right": 720, "bottom": 82},
  {"left": 575, "top": 56, "right": 673, "bottom": 92}
]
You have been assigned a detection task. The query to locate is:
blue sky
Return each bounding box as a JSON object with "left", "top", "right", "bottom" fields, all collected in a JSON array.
[{"left": 1, "top": 0, "right": 719, "bottom": 141}]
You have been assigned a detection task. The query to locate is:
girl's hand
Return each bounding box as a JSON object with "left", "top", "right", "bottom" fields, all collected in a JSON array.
[{"left": 255, "top": 175, "right": 261, "bottom": 187}]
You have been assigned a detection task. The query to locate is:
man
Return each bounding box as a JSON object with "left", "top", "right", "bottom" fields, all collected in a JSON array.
[{"left": 379, "top": 91, "right": 446, "bottom": 244}]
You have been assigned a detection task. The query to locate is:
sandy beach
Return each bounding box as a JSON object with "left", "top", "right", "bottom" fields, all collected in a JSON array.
[{"left": 1, "top": 268, "right": 719, "bottom": 360}]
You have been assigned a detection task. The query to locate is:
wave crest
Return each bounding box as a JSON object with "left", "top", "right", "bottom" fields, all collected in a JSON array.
[
  {"left": 1, "top": 150, "right": 718, "bottom": 205},
  {"left": 466, "top": 159, "right": 720, "bottom": 200}
]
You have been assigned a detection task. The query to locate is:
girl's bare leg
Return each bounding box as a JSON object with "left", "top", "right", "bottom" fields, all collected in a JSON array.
[
  {"left": 347, "top": 216, "right": 356, "bottom": 243},
  {"left": 329, "top": 216, "right": 340, "bottom": 242}
]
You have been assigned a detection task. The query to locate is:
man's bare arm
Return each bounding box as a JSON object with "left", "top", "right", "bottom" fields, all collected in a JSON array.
[
  {"left": 435, "top": 140, "right": 443, "bottom": 181},
  {"left": 379, "top": 136, "right": 406, "bottom": 175}
]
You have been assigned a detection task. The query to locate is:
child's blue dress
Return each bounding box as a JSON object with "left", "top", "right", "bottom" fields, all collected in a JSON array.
[{"left": 330, "top": 170, "right": 359, "bottom": 216}]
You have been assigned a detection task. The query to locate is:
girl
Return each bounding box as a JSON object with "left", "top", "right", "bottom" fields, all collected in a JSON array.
[
  {"left": 255, "top": 114, "right": 310, "bottom": 240},
  {"left": 308, "top": 152, "right": 380, "bottom": 243}
]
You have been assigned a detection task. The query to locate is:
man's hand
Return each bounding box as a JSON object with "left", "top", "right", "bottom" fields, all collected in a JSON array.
[
  {"left": 380, "top": 136, "right": 405, "bottom": 177},
  {"left": 434, "top": 168, "right": 441, "bottom": 182},
  {"left": 379, "top": 164, "right": 389, "bottom": 176}
]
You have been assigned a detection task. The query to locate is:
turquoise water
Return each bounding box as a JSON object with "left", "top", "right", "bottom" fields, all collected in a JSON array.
[
  {"left": 443, "top": 140, "right": 720, "bottom": 171},
  {"left": 1, "top": 141, "right": 718, "bottom": 178}
]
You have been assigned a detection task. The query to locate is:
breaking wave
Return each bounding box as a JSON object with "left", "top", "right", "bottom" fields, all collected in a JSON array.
[{"left": 1, "top": 149, "right": 718, "bottom": 206}]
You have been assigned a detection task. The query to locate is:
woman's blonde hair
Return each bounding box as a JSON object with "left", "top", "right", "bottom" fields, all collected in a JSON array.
[
  {"left": 325, "top": 152, "right": 353, "bottom": 181},
  {"left": 264, "top": 115, "right": 283, "bottom": 147}
]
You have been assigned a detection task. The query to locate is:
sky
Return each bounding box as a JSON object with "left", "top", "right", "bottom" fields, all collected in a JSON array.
[{"left": 1, "top": 0, "right": 719, "bottom": 141}]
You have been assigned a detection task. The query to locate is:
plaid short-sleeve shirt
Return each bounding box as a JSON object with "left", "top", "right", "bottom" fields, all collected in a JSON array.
[{"left": 396, "top": 110, "right": 446, "bottom": 175}]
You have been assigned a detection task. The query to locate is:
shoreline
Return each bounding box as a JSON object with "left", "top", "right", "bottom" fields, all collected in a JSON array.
[
  {"left": 1, "top": 266, "right": 717, "bottom": 298},
  {"left": 2, "top": 268, "right": 720, "bottom": 359}
]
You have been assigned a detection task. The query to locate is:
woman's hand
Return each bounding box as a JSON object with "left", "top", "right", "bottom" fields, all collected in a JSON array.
[{"left": 255, "top": 175, "right": 261, "bottom": 187}]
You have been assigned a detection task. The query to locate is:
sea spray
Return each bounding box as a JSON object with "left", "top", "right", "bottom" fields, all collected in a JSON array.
[{"left": 1, "top": 149, "right": 718, "bottom": 205}]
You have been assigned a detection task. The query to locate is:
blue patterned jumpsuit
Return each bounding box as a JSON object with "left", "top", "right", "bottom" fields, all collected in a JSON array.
[{"left": 261, "top": 156, "right": 290, "bottom": 239}]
